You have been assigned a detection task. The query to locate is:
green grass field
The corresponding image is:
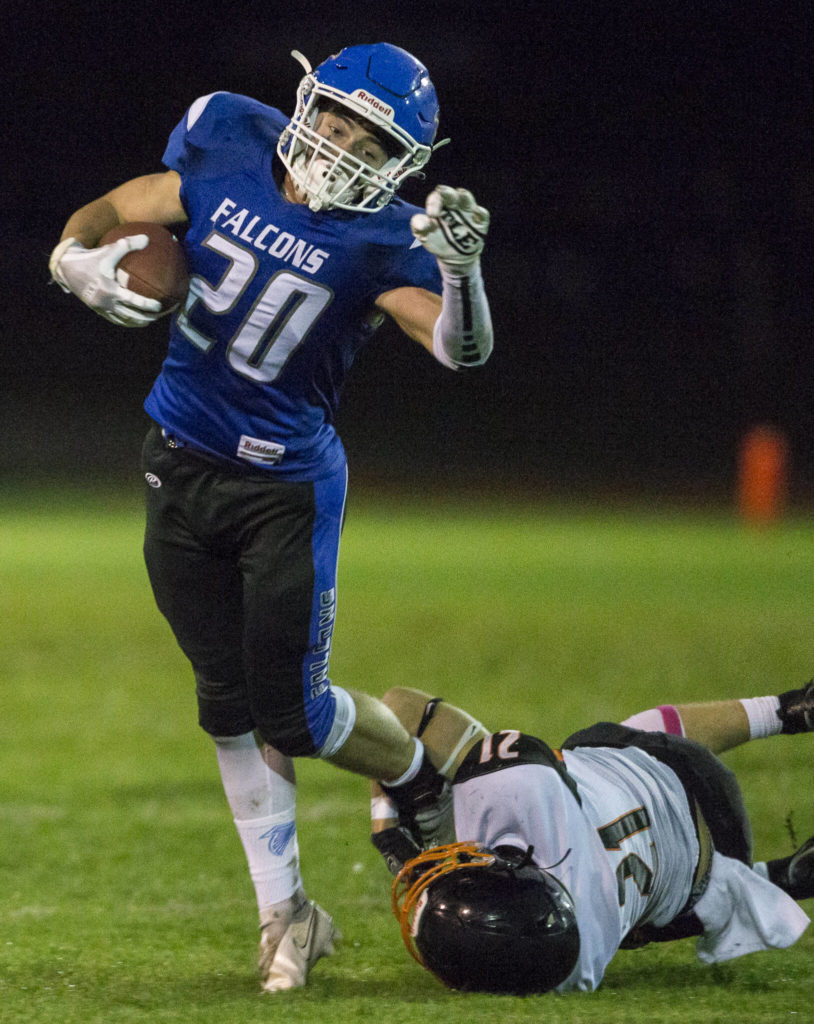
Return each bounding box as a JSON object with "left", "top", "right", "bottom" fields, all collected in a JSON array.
[{"left": 1, "top": 486, "right": 812, "bottom": 1023}]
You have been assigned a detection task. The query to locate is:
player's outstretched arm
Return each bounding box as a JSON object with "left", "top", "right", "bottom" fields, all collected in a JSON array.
[
  {"left": 414, "top": 186, "right": 493, "bottom": 370},
  {"left": 622, "top": 679, "right": 814, "bottom": 753},
  {"left": 376, "top": 186, "right": 493, "bottom": 369},
  {"left": 50, "top": 171, "right": 187, "bottom": 327}
]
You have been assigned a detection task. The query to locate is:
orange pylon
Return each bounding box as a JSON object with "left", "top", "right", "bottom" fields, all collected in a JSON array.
[{"left": 737, "top": 425, "right": 788, "bottom": 526}]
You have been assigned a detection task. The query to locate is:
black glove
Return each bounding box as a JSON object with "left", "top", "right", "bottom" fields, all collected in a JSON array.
[
  {"left": 371, "top": 826, "right": 421, "bottom": 876},
  {"left": 380, "top": 752, "right": 454, "bottom": 848}
]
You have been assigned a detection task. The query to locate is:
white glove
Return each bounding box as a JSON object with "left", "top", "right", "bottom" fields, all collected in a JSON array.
[
  {"left": 49, "top": 235, "right": 164, "bottom": 327},
  {"left": 410, "top": 185, "right": 490, "bottom": 272}
]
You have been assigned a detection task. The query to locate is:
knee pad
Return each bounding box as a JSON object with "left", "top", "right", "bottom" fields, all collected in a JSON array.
[
  {"left": 252, "top": 699, "right": 320, "bottom": 757},
  {"left": 195, "top": 671, "right": 254, "bottom": 737}
]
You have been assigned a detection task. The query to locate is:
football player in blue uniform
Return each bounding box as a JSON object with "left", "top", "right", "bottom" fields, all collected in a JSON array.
[
  {"left": 49, "top": 43, "right": 493, "bottom": 991},
  {"left": 370, "top": 681, "right": 814, "bottom": 994}
]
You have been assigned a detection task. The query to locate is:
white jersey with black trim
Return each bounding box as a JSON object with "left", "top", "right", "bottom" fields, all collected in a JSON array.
[{"left": 451, "top": 733, "right": 698, "bottom": 992}]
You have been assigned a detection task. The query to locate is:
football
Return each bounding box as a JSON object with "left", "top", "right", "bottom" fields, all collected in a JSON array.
[{"left": 99, "top": 222, "right": 189, "bottom": 311}]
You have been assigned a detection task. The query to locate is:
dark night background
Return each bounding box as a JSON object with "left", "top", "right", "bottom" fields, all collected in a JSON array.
[{"left": 4, "top": 1, "right": 813, "bottom": 504}]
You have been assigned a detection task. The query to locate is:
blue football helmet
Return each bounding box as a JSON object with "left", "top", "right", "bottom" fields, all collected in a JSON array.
[{"left": 278, "top": 43, "right": 444, "bottom": 213}]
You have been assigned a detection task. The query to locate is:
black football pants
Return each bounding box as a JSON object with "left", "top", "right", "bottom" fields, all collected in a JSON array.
[{"left": 141, "top": 423, "right": 347, "bottom": 756}]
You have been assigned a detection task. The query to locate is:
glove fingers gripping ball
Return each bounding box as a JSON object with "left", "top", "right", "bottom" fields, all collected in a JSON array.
[{"left": 99, "top": 222, "right": 189, "bottom": 313}]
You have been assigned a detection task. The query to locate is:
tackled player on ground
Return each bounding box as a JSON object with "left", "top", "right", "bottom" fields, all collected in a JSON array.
[{"left": 371, "top": 681, "right": 814, "bottom": 993}]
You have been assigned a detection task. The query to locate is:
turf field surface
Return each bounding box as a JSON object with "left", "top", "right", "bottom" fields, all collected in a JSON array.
[{"left": 1, "top": 487, "right": 812, "bottom": 1023}]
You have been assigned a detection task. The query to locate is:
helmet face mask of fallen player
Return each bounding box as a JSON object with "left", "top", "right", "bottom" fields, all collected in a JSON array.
[
  {"left": 278, "top": 43, "right": 444, "bottom": 213},
  {"left": 392, "top": 842, "right": 581, "bottom": 995}
]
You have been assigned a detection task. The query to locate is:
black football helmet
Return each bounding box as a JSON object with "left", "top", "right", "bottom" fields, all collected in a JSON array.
[{"left": 392, "top": 842, "right": 580, "bottom": 994}]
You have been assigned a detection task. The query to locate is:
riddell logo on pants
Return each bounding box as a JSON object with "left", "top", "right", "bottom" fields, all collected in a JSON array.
[{"left": 237, "top": 434, "right": 286, "bottom": 465}]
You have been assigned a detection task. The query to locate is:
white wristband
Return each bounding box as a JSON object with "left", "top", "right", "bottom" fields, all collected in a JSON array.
[
  {"left": 739, "top": 696, "right": 782, "bottom": 739},
  {"left": 371, "top": 796, "right": 399, "bottom": 822}
]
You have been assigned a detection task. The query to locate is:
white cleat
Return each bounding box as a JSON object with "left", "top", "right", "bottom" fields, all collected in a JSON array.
[{"left": 259, "top": 901, "right": 340, "bottom": 993}]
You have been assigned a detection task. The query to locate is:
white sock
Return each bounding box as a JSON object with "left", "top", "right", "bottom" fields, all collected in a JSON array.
[
  {"left": 739, "top": 696, "right": 782, "bottom": 739},
  {"left": 233, "top": 811, "right": 301, "bottom": 911},
  {"left": 214, "top": 733, "right": 301, "bottom": 913}
]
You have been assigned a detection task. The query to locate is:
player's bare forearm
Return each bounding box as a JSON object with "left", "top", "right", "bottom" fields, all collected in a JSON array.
[
  {"left": 623, "top": 698, "right": 752, "bottom": 753},
  {"left": 60, "top": 172, "right": 187, "bottom": 247},
  {"left": 60, "top": 197, "right": 124, "bottom": 247},
  {"left": 673, "top": 700, "right": 751, "bottom": 753}
]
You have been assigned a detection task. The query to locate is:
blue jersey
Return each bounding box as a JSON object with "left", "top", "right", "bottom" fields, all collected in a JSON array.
[{"left": 144, "top": 92, "right": 442, "bottom": 479}]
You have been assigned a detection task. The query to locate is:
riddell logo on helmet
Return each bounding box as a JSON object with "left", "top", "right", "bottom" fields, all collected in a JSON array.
[{"left": 352, "top": 89, "right": 394, "bottom": 119}]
